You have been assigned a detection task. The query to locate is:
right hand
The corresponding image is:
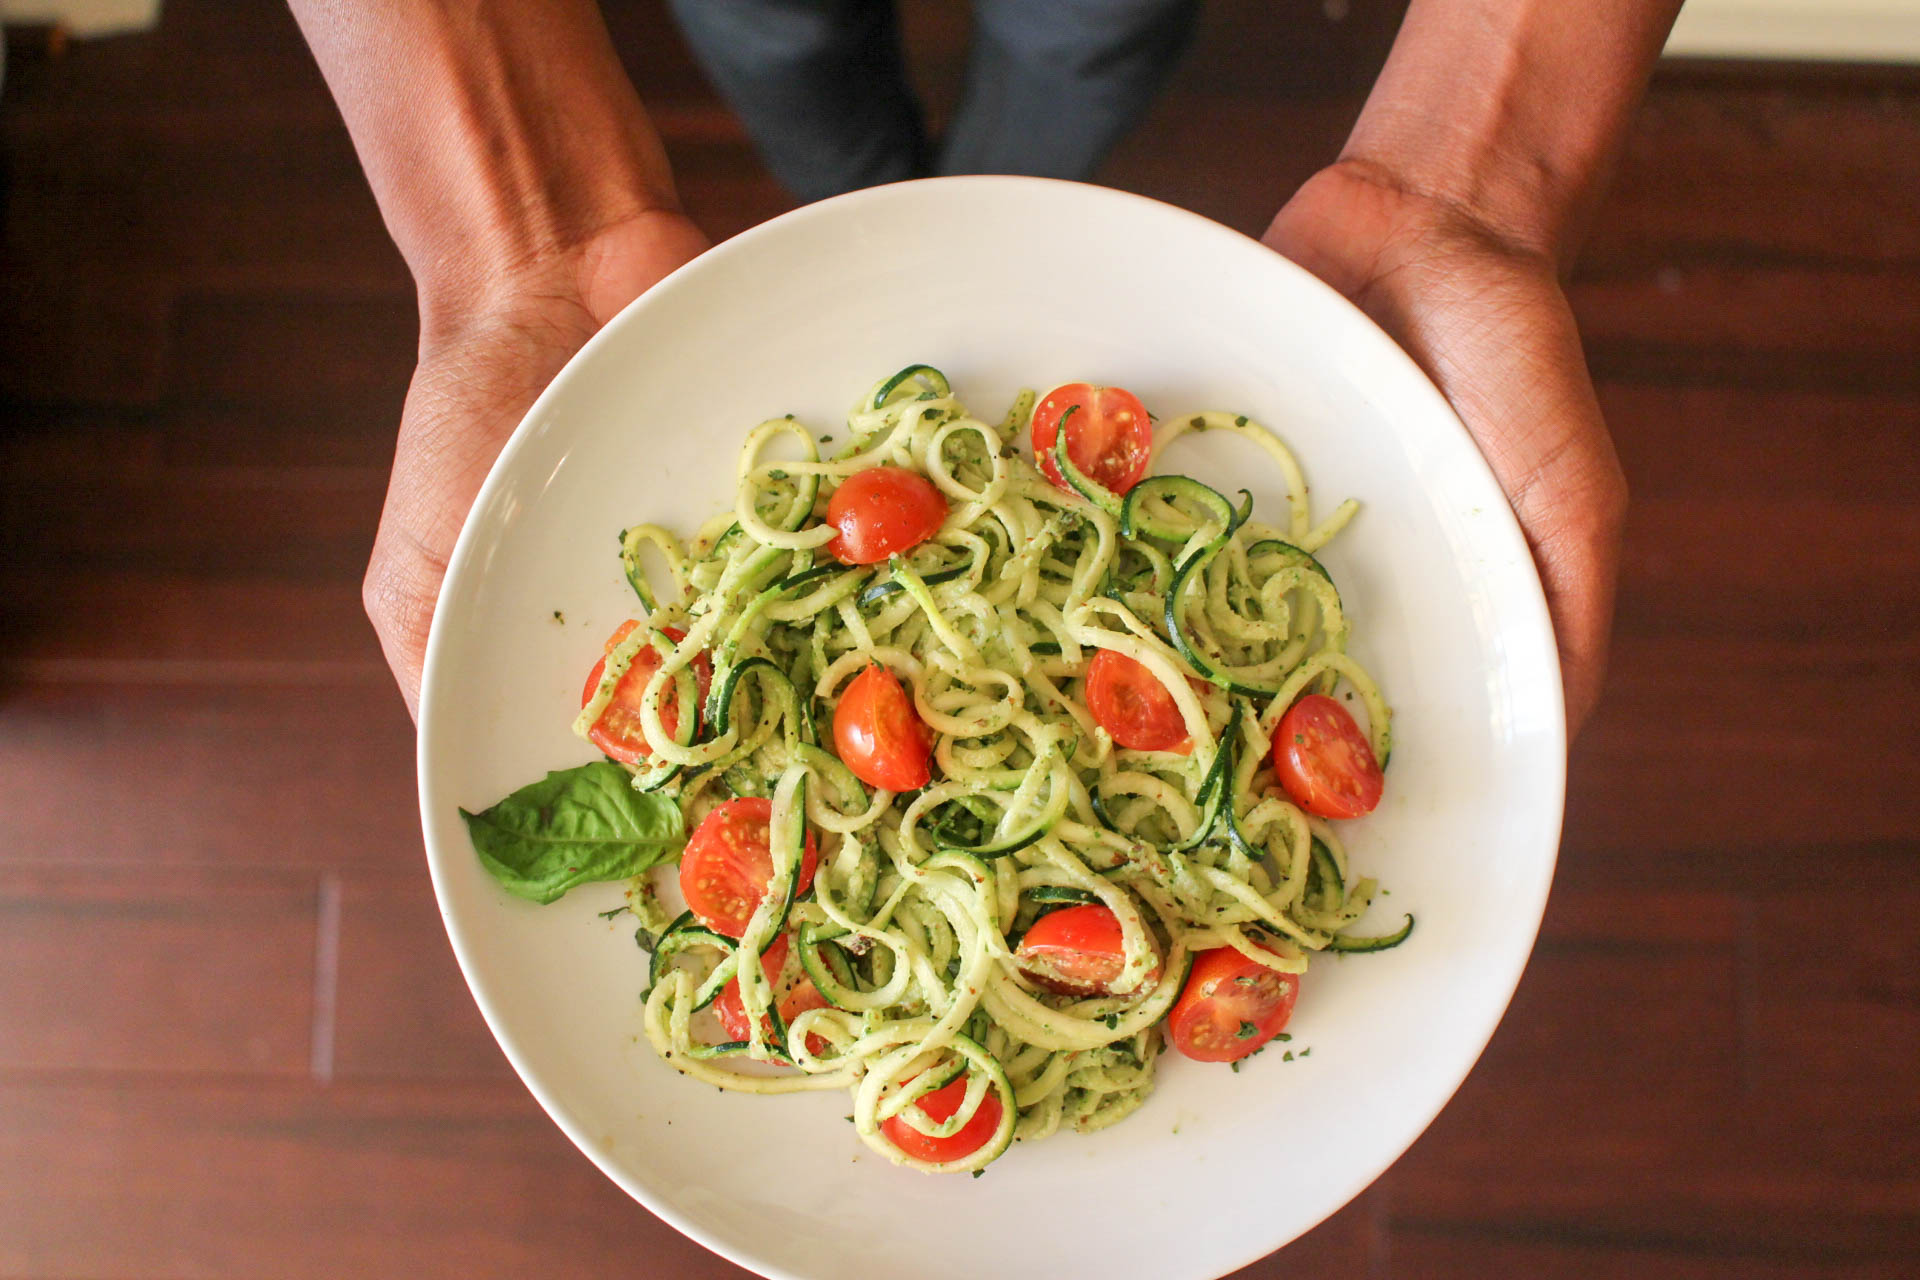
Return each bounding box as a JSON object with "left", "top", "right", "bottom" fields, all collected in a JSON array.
[
  {"left": 365, "top": 208, "right": 710, "bottom": 718},
  {"left": 1266, "top": 161, "right": 1627, "bottom": 737}
]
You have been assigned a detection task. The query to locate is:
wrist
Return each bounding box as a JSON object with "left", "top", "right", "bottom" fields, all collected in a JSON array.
[
  {"left": 295, "top": 0, "right": 683, "bottom": 310},
  {"left": 414, "top": 204, "right": 709, "bottom": 357},
  {"left": 1340, "top": 0, "right": 1684, "bottom": 266}
]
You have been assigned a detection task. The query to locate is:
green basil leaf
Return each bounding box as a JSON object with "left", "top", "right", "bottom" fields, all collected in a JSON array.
[{"left": 460, "top": 761, "right": 685, "bottom": 905}]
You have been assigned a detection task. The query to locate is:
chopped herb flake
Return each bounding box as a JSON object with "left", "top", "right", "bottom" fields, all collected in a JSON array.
[
  {"left": 1283, "top": 1050, "right": 1294, "bottom": 1061},
  {"left": 1235, "top": 1020, "right": 1259, "bottom": 1040},
  {"left": 1234, "top": 415, "right": 1248, "bottom": 427}
]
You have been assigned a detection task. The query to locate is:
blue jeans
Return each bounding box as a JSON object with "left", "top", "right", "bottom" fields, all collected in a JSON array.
[{"left": 666, "top": 0, "right": 1202, "bottom": 201}]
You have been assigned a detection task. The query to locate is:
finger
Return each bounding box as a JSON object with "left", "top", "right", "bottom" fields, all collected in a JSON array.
[
  {"left": 1266, "top": 202, "right": 1625, "bottom": 738},
  {"left": 364, "top": 213, "right": 710, "bottom": 719},
  {"left": 1376, "top": 263, "right": 1627, "bottom": 737},
  {"left": 364, "top": 325, "right": 578, "bottom": 720},
  {"left": 363, "top": 521, "right": 440, "bottom": 721}
]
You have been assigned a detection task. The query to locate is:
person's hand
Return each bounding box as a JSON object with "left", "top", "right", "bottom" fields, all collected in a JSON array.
[
  {"left": 1264, "top": 159, "right": 1627, "bottom": 737},
  {"left": 365, "top": 209, "right": 710, "bottom": 717}
]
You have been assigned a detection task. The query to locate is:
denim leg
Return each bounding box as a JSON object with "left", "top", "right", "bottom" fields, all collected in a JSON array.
[
  {"left": 666, "top": 0, "right": 929, "bottom": 201},
  {"left": 940, "top": 0, "right": 1202, "bottom": 179}
]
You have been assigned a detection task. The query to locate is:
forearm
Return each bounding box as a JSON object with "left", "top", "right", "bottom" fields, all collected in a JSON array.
[
  {"left": 1343, "top": 0, "right": 1685, "bottom": 262},
  {"left": 289, "top": 0, "right": 681, "bottom": 322}
]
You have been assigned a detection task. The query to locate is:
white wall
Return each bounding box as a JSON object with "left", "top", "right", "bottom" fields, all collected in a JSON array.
[
  {"left": 0, "top": 0, "right": 161, "bottom": 37},
  {"left": 1667, "top": 0, "right": 1920, "bottom": 63}
]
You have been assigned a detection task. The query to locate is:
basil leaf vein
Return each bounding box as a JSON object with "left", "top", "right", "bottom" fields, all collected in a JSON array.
[{"left": 459, "top": 761, "right": 685, "bottom": 905}]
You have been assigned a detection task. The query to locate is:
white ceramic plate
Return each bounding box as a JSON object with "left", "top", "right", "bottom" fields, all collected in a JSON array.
[{"left": 418, "top": 177, "right": 1565, "bottom": 1280}]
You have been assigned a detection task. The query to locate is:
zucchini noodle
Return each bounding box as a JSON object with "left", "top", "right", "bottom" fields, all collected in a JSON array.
[{"left": 604, "top": 367, "right": 1399, "bottom": 1174}]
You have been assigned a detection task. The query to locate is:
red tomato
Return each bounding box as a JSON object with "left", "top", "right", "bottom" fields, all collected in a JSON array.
[
  {"left": 833, "top": 664, "right": 933, "bottom": 791},
  {"left": 1084, "top": 649, "right": 1191, "bottom": 753},
  {"left": 1271, "top": 693, "right": 1383, "bottom": 819},
  {"left": 880, "top": 1072, "right": 1004, "bottom": 1164},
  {"left": 712, "top": 934, "right": 833, "bottom": 1055},
  {"left": 825, "top": 466, "right": 948, "bottom": 564},
  {"left": 1014, "top": 903, "right": 1159, "bottom": 997},
  {"left": 679, "top": 797, "right": 820, "bottom": 937},
  {"left": 1031, "top": 382, "right": 1152, "bottom": 496},
  {"left": 580, "top": 621, "right": 713, "bottom": 763},
  {"left": 1168, "top": 944, "right": 1301, "bottom": 1063}
]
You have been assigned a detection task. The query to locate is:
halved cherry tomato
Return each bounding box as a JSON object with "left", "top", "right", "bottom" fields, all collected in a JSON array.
[
  {"left": 880, "top": 1071, "right": 1004, "bottom": 1164},
  {"left": 1272, "top": 693, "right": 1383, "bottom": 819},
  {"left": 1084, "top": 649, "right": 1191, "bottom": 753},
  {"left": 1013, "top": 903, "right": 1159, "bottom": 997},
  {"left": 580, "top": 621, "right": 713, "bottom": 763},
  {"left": 712, "top": 934, "right": 833, "bottom": 1055},
  {"left": 1031, "top": 382, "right": 1152, "bottom": 496},
  {"left": 679, "top": 797, "right": 820, "bottom": 937},
  {"left": 825, "top": 466, "right": 948, "bottom": 564},
  {"left": 1168, "top": 943, "right": 1301, "bottom": 1063},
  {"left": 834, "top": 664, "right": 934, "bottom": 791}
]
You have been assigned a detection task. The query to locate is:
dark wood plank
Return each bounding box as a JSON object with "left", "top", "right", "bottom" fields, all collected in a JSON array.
[
  {"left": 1746, "top": 890, "right": 1920, "bottom": 1147},
  {"left": 1562, "top": 634, "right": 1920, "bottom": 880},
  {"left": 166, "top": 292, "right": 416, "bottom": 409},
  {"left": 0, "top": 130, "right": 405, "bottom": 293},
  {"left": 0, "top": 279, "right": 174, "bottom": 406},
  {"left": 331, "top": 870, "right": 516, "bottom": 1081},
  {"left": 1385, "top": 1228, "right": 1914, "bottom": 1280},
  {"left": 1382, "top": 898, "right": 1920, "bottom": 1266},
  {"left": 1612, "top": 497, "right": 1920, "bottom": 639},
  {"left": 1, "top": 457, "right": 385, "bottom": 578},
  {"left": 0, "top": 572, "right": 382, "bottom": 669},
  {"left": 0, "top": 866, "right": 317, "bottom": 1075},
  {"left": 0, "top": 1079, "right": 755, "bottom": 1279},
  {"left": 1599, "top": 383, "right": 1920, "bottom": 502},
  {"left": 1383, "top": 890, "right": 1920, "bottom": 1268},
  {"left": 1574, "top": 262, "right": 1920, "bottom": 393},
  {"left": 1592, "top": 82, "right": 1920, "bottom": 270},
  {"left": 0, "top": 683, "right": 417, "bottom": 871}
]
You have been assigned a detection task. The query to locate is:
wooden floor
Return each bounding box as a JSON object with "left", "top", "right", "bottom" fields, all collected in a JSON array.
[{"left": 3, "top": 2, "right": 1917, "bottom": 1276}]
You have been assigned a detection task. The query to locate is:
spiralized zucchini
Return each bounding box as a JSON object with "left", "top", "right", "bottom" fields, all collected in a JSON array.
[{"left": 607, "top": 367, "right": 1396, "bottom": 1174}]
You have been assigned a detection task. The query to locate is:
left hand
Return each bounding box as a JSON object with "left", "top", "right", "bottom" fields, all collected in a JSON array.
[
  {"left": 1264, "top": 159, "right": 1628, "bottom": 737},
  {"left": 365, "top": 209, "right": 710, "bottom": 717}
]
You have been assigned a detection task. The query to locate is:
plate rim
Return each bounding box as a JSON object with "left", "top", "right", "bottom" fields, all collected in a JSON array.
[{"left": 415, "top": 174, "right": 1568, "bottom": 1280}]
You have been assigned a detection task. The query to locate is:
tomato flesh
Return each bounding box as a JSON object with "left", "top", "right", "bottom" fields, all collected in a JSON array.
[
  {"left": 826, "top": 466, "right": 948, "bottom": 564},
  {"left": 679, "top": 797, "right": 820, "bottom": 937},
  {"left": 834, "top": 664, "right": 934, "bottom": 791},
  {"left": 580, "top": 621, "right": 712, "bottom": 763},
  {"left": 1014, "top": 903, "right": 1157, "bottom": 996},
  {"left": 1031, "top": 383, "right": 1152, "bottom": 496},
  {"left": 880, "top": 1072, "right": 1004, "bottom": 1164},
  {"left": 712, "top": 934, "right": 833, "bottom": 1055},
  {"left": 1168, "top": 944, "right": 1301, "bottom": 1063},
  {"left": 1272, "top": 693, "right": 1383, "bottom": 819},
  {"left": 1084, "top": 649, "right": 1191, "bottom": 753}
]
